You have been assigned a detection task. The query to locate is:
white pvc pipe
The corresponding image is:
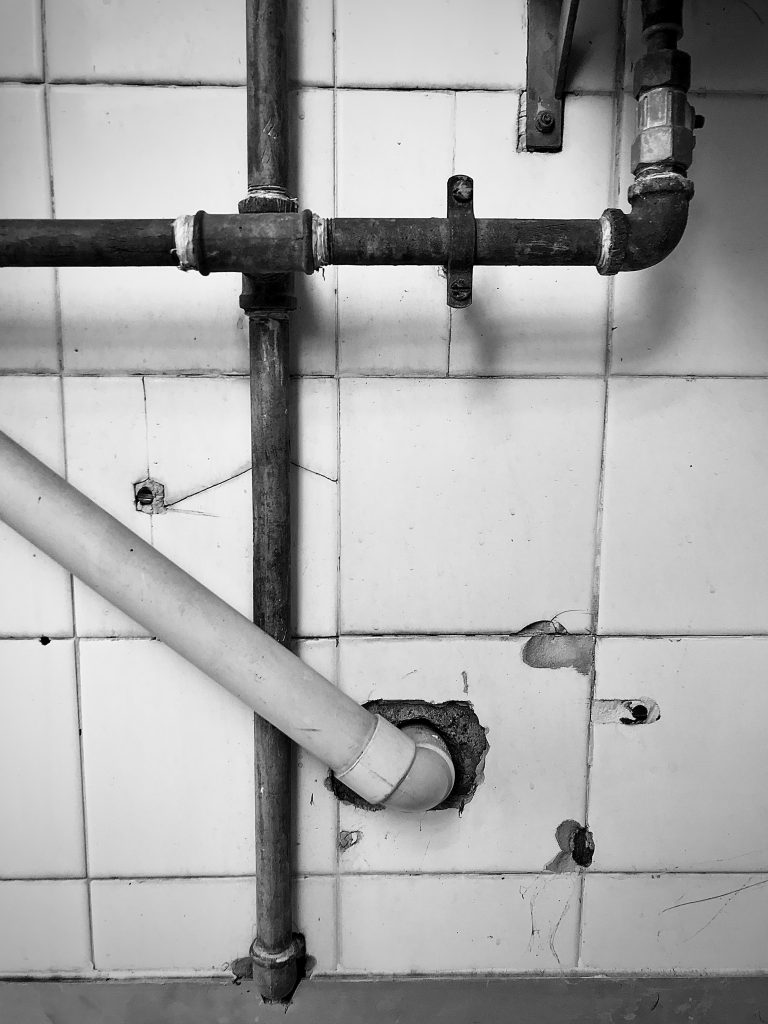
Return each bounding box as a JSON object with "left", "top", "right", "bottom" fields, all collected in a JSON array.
[{"left": 0, "top": 428, "right": 454, "bottom": 812}]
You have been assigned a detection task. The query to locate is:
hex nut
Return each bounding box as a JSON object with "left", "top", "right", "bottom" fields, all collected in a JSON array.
[
  {"left": 631, "top": 125, "right": 696, "bottom": 173},
  {"left": 633, "top": 49, "right": 691, "bottom": 98}
]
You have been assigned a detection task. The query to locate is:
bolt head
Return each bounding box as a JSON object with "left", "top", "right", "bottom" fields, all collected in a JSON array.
[
  {"left": 450, "top": 279, "right": 471, "bottom": 302},
  {"left": 451, "top": 177, "right": 473, "bottom": 203},
  {"left": 534, "top": 110, "right": 556, "bottom": 134}
]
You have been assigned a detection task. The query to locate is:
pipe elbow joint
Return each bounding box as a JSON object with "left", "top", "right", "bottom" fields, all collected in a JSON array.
[
  {"left": 384, "top": 724, "right": 456, "bottom": 812},
  {"left": 598, "top": 171, "right": 693, "bottom": 276},
  {"left": 335, "top": 714, "right": 455, "bottom": 813}
]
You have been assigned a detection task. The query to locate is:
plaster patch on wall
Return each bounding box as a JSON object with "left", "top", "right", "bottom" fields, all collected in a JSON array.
[
  {"left": 520, "top": 618, "right": 595, "bottom": 677},
  {"left": 338, "top": 830, "right": 363, "bottom": 852},
  {"left": 592, "top": 697, "right": 661, "bottom": 726}
]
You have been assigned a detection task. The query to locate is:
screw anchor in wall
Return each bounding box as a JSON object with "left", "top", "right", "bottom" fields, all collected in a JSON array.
[{"left": 133, "top": 478, "right": 166, "bottom": 514}]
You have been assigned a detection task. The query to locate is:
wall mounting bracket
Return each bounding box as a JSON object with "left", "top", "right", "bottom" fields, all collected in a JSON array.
[
  {"left": 526, "top": 0, "right": 580, "bottom": 152},
  {"left": 445, "top": 174, "right": 475, "bottom": 308}
]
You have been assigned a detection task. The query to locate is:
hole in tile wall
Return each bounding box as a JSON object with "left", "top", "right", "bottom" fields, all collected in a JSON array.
[
  {"left": 338, "top": 829, "right": 363, "bottom": 852},
  {"left": 328, "top": 699, "right": 489, "bottom": 813},
  {"left": 133, "top": 477, "right": 166, "bottom": 514},
  {"left": 39, "top": 635, "right": 51, "bottom": 645},
  {"left": 592, "top": 698, "right": 661, "bottom": 726},
  {"left": 545, "top": 819, "right": 595, "bottom": 872}
]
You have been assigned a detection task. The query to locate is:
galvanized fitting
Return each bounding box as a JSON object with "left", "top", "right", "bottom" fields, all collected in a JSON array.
[
  {"left": 250, "top": 933, "right": 305, "bottom": 969},
  {"left": 632, "top": 48, "right": 690, "bottom": 98},
  {"left": 172, "top": 211, "right": 209, "bottom": 275},
  {"left": 312, "top": 213, "right": 329, "bottom": 269},
  {"left": 631, "top": 87, "right": 697, "bottom": 172},
  {"left": 596, "top": 209, "right": 629, "bottom": 276},
  {"left": 628, "top": 169, "right": 695, "bottom": 203}
]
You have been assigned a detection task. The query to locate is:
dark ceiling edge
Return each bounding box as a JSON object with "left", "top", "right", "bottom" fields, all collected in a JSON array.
[{"left": 2, "top": 975, "right": 768, "bottom": 1024}]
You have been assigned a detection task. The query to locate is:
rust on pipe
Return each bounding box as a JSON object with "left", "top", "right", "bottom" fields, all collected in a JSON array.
[{"left": 242, "top": 0, "right": 300, "bottom": 1004}]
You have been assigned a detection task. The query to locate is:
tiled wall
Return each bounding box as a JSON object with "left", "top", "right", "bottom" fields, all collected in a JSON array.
[{"left": 1, "top": 0, "right": 767, "bottom": 978}]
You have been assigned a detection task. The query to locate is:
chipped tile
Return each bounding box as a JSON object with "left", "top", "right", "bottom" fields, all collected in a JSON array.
[
  {"left": 590, "top": 638, "right": 768, "bottom": 872},
  {"left": 337, "top": 637, "right": 590, "bottom": 873}
]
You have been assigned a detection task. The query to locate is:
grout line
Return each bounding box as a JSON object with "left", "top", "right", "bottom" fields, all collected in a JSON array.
[
  {"left": 331, "top": 0, "right": 343, "bottom": 974},
  {"left": 576, "top": 0, "right": 630, "bottom": 969},
  {"left": 7, "top": 631, "right": 768, "bottom": 642},
  {"left": 446, "top": 91, "right": 457, "bottom": 378},
  {"left": 5, "top": 869, "right": 768, "bottom": 882},
  {"left": 40, "top": 0, "right": 95, "bottom": 973},
  {"left": 4, "top": 79, "right": 768, "bottom": 100},
  {"left": 9, "top": 369, "right": 768, "bottom": 382}
]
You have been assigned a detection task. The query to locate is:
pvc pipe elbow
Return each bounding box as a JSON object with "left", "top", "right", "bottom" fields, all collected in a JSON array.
[
  {"left": 335, "top": 716, "right": 456, "bottom": 812},
  {"left": 384, "top": 724, "right": 456, "bottom": 812}
]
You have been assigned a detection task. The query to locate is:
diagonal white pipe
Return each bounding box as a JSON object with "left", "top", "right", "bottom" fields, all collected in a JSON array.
[{"left": 0, "top": 428, "right": 453, "bottom": 812}]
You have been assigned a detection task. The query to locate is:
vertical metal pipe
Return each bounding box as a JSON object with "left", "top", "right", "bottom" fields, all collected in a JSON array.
[{"left": 241, "top": 0, "right": 301, "bottom": 1003}]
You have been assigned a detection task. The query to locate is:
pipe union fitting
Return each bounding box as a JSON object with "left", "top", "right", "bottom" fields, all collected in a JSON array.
[{"left": 631, "top": 88, "right": 696, "bottom": 172}]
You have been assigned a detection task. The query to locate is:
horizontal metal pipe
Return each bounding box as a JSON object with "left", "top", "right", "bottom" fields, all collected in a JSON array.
[
  {"left": 0, "top": 214, "right": 603, "bottom": 271},
  {"left": 0, "top": 428, "right": 454, "bottom": 813},
  {"left": 328, "top": 218, "right": 602, "bottom": 266},
  {"left": 0, "top": 219, "right": 177, "bottom": 267}
]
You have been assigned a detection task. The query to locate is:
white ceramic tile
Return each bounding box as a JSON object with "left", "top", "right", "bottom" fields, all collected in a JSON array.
[
  {"left": 613, "top": 96, "right": 768, "bottom": 375},
  {"left": 0, "top": 86, "right": 58, "bottom": 371},
  {"left": 0, "top": 881, "right": 91, "bottom": 973},
  {"left": 0, "top": 377, "right": 72, "bottom": 636},
  {"left": 336, "top": 90, "right": 453, "bottom": 375},
  {"left": 50, "top": 86, "right": 248, "bottom": 373},
  {"left": 566, "top": 0, "right": 621, "bottom": 93},
  {"left": 292, "top": 642, "right": 338, "bottom": 875},
  {"left": 337, "top": 92, "right": 454, "bottom": 220},
  {"left": 46, "top": 0, "right": 244, "bottom": 84},
  {"left": 340, "top": 874, "right": 580, "bottom": 972},
  {"left": 291, "top": 89, "right": 336, "bottom": 375},
  {"left": 339, "top": 266, "right": 449, "bottom": 376},
  {"left": 581, "top": 874, "right": 768, "bottom": 972},
  {"left": 46, "top": 0, "right": 331, "bottom": 86},
  {"left": 338, "top": 637, "right": 590, "bottom": 873},
  {"left": 287, "top": 0, "right": 334, "bottom": 87},
  {"left": 79, "top": 639, "right": 255, "bottom": 876},
  {"left": 294, "top": 875, "right": 336, "bottom": 974},
  {"left": 64, "top": 376, "right": 150, "bottom": 636},
  {"left": 625, "top": 0, "right": 768, "bottom": 94},
  {"left": 146, "top": 376, "right": 250, "bottom": 500},
  {"left": 291, "top": 379, "right": 338, "bottom": 637},
  {"left": 91, "top": 875, "right": 335, "bottom": 973},
  {"left": 0, "top": 641, "right": 85, "bottom": 878},
  {"left": 599, "top": 379, "right": 768, "bottom": 635},
  {"left": 91, "top": 878, "right": 256, "bottom": 971},
  {"left": 145, "top": 376, "right": 251, "bottom": 616},
  {"left": 450, "top": 94, "right": 612, "bottom": 375},
  {"left": 0, "top": 1, "right": 42, "bottom": 80},
  {"left": 336, "top": 0, "right": 526, "bottom": 88},
  {"left": 590, "top": 638, "right": 768, "bottom": 872},
  {"left": 340, "top": 378, "right": 604, "bottom": 633}
]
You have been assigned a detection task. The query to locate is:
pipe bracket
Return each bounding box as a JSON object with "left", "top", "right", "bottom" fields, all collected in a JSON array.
[{"left": 445, "top": 174, "right": 476, "bottom": 308}]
